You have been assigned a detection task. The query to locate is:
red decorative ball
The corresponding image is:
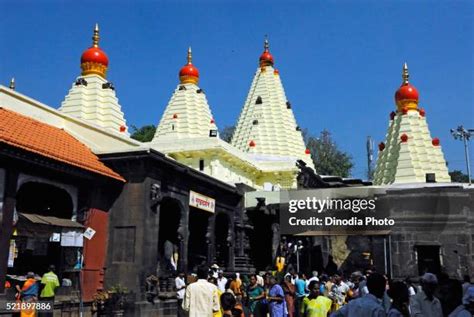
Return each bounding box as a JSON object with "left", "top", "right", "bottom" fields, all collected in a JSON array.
[
  {"left": 173, "top": 114, "right": 178, "bottom": 119},
  {"left": 81, "top": 47, "right": 109, "bottom": 66},
  {"left": 259, "top": 51, "right": 274, "bottom": 65},
  {"left": 402, "top": 107, "right": 408, "bottom": 115},
  {"left": 274, "top": 69, "right": 279, "bottom": 75},
  {"left": 395, "top": 83, "right": 419, "bottom": 102},
  {"left": 119, "top": 125, "right": 126, "bottom": 132},
  {"left": 305, "top": 149, "right": 310, "bottom": 155},
  {"left": 249, "top": 140, "right": 256, "bottom": 147},
  {"left": 378, "top": 142, "right": 385, "bottom": 151},
  {"left": 400, "top": 134, "right": 408, "bottom": 143},
  {"left": 419, "top": 108, "right": 426, "bottom": 117},
  {"left": 432, "top": 138, "right": 440, "bottom": 146},
  {"left": 210, "top": 119, "right": 215, "bottom": 124},
  {"left": 390, "top": 111, "right": 396, "bottom": 120},
  {"left": 179, "top": 64, "right": 199, "bottom": 78}
]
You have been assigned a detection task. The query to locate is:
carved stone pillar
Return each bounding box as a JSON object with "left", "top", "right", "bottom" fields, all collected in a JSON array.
[
  {"left": 178, "top": 199, "right": 189, "bottom": 273},
  {"left": 206, "top": 215, "right": 214, "bottom": 264},
  {"left": 227, "top": 219, "right": 235, "bottom": 271}
]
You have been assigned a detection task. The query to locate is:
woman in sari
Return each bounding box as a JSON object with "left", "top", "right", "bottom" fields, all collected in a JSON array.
[
  {"left": 247, "top": 274, "right": 265, "bottom": 317},
  {"left": 267, "top": 276, "right": 286, "bottom": 317},
  {"left": 282, "top": 275, "right": 296, "bottom": 317},
  {"left": 16, "top": 272, "right": 39, "bottom": 317}
]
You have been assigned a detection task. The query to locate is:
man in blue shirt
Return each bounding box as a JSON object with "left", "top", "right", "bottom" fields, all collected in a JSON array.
[
  {"left": 295, "top": 273, "right": 308, "bottom": 317},
  {"left": 330, "top": 273, "right": 387, "bottom": 317}
]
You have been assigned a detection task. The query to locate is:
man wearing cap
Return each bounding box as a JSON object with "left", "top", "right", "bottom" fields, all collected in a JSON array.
[
  {"left": 211, "top": 264, "right": 219, "bottom": 279},
  {"left": 448, "top": 285, "right": 474, "bottom": 317},
  {"left": 410, "top": 273, "right": 443, "bottom": 317}
]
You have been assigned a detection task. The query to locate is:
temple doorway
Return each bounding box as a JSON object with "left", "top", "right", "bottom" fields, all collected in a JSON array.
[
  {"left": 157, "top": 198, "right": 181, "bottom": 275},
  {"left": 10, "top": 181, "right": 78, "bottom": 279},
  {"left": 248, "top": 213, "right": 273, "bottom": 271},
  {"left": 214, "top": 213, "right": 230, "bottom": 268},
  {"left": 188, "top": 208, "right": 211, "bottom": 271},
  {"left": 416, "top": 245, "right": 441, "bottom": 275}
]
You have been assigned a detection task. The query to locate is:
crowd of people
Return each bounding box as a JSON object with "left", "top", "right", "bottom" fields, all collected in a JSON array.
[{"left": 177, "top": 264, "right": 474, "bottom": 317}]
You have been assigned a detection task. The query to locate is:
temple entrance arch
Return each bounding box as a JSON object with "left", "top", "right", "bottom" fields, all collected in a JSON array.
[
  {"left": 157, "top": 198, "right": 182, "bottom": 275},
  {"left": 16, "top": 181, "right": 74, "bottom": 219},
  {"left": 214, "top": 212, "right": 230, "bottom": 268}
]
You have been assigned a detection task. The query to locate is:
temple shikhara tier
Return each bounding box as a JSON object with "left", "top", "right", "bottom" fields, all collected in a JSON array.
[
  {"left": 231, "top": 39, "right": 314, "bottom": 170},
  {"left": 0, "top": 24, "right": 473, "bottom": 317},
  {"left": 373, "top": 63, "right": 451, "bottom": 185}
]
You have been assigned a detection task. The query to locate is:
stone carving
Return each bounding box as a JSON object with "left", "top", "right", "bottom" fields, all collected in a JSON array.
[
  {"left": 150, "top": 183, "right": 162, "bottom": 210},
  {"left": 296, "top": 160, "right": 329, "bottom": 189}
]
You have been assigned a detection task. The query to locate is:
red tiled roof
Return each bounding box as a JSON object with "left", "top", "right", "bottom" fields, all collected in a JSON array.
[{"left": 0, "top": 107, "right": 125, "bottom": 182}]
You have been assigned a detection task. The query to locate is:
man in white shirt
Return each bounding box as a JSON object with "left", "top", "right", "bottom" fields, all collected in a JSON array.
[
  {"left": 182, "top": 265, "right": 220, "bottom": 317},
  {"left": 217, "top": 270, "right": 227, "bottom": 292},
  {"left": 256, "top": 272, "right": 265, "bottom": 287},
  {"left": 175, "top": 271, "right": 186, "bottom": 317}
]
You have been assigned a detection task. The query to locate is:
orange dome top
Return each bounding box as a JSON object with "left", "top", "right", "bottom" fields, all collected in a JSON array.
[
  {"left": 81, "top": 47, "right": 109, "bottom": 66},
  {"left": 80, "top": 24, "right": 109, "bottom": 78},
  {"left": 179, "top": 47, "right": 199, "bottom": 84},
  {"left": 395, "top": 83, "right": 419, "bottom": 102},
  {"left": 259, "top": 38, "right": 274, "bottom": 67},
  {"left": 394, "top": 63, "right": 419, "bottom": 111}
]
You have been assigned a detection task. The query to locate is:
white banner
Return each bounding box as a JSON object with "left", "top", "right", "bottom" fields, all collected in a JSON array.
[{"left": 189, "top": 190, "right": 215, "bottom": 213}]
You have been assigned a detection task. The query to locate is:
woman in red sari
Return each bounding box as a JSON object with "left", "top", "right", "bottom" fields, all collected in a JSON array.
[{"left": 282, "top": 275, "right": 296, "bottom": 317}]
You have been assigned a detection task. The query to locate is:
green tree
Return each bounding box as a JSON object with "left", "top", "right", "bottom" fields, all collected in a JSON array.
[
  {"left": 220, "top": 125, "right": 235, "bottom": 143},
  {"left": 449, "top": 170, "right": 471, "bottom": 183},
  {"left": 130, "top": 124, "right": 156, "bottom": 142},
  {"left": 305, "top": 129, "right": 354, "bottom": 177}
]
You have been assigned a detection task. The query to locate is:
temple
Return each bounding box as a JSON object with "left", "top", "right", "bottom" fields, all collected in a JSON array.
[
  {"left": 373, "top": 63, "right": 451, "bottom": 184},
  {"left": 232, "top": 39, "right": 314, "bottom": 169},
  {"left": 151, "top": 42, "right": 307, "bottom": 189},
  {"left": 59, "top": 24, "right": 128, "bottom": 135},
  {"left": 1, "top": 25, "right": 473, "bottom": 317}
]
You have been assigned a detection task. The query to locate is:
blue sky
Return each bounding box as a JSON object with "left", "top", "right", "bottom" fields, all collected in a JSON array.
[{"left": 1, "top": 0, "right": 473, "bottom": 179}]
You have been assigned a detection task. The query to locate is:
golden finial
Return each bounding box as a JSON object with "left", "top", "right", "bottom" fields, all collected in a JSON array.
[
  {"left": 187, "top": 47, "right": 192, "bottom": 65},
  {"left": 402, "top": 62, "right": 409, "bottom": 84},
  {"left": 264, "top": 36, "right": 269, "bottom": 52},
  {"left": 9, "top": 77, "right": 15, "bottom": 90},
  {"left": 92, "top": 23, "right": 100, "bottom": 47}
]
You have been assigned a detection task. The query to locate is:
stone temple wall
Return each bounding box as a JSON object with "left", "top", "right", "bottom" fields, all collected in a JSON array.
[{"left": 382, "top": 187, "right": 474, "bottom": 279}]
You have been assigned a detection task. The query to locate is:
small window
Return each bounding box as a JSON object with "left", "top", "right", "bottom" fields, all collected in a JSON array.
[
  {"left": 256, "top": 96, "right": 262, "bottom": 104},
  {"left": 171, "top": 124, "right": 175, "bottom": 131},
  {"left": 197, "top": 89, "right": 203, "bottom": 94},
  {"left": 102, "top": 82, "right": 115, "bottom": 90},
  {"left": 209, "top": 129, "right": 218, "bottom": 137},
  {"left": 296, "top": 126, "right": 301, "bottom": 131},
  {"left": 286, "top": 101, "right": 291, "bottom": 109},
  {"left": 199, "top": 159, "right": 204, "bottom": 171},
  {"left": 179, "top": 85, "right": 187, "bottom": 91},
  {"left": 75, "top": 78, "right": 88, "bottom": 86},
  {"left": 253, "top": 120, "right": 259, "bottom": 125}
]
